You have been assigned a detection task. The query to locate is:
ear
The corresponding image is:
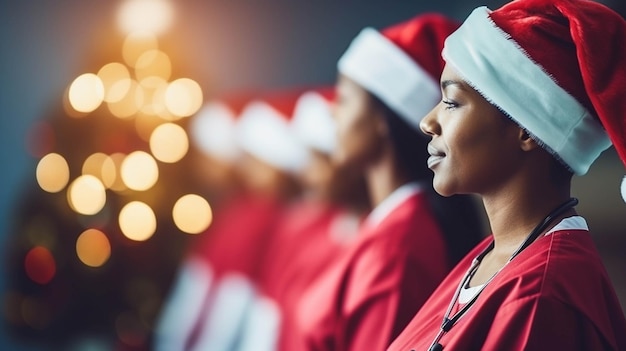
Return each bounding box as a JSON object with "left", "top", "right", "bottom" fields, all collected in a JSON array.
[{"left": 518, "top": 128, "right": 540, "bottom": 152}]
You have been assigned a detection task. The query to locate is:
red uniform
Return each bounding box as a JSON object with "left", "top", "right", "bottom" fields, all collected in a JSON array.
[
  {"left": 388, "top": 216, "right": 626, "bottom": 351},
  {"left": 253, "top": 200, "right": 362, "bottom": 351},
  {"left": 292, "top": 183, "right": 450, "bottom": 351},
  {"left": 155, "top": 192, "right": 288, "bottom": 351},
  {"left": 192, "top": 192, "right": 286, "bottom": 280}
]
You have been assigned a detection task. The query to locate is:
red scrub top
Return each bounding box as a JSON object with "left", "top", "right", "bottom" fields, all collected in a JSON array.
[
  {"left": 388, "top": 216, "right": 626, "bottom": 351},
  {"left": 257, "top": 200, "right": 362, "bottom": 351},
  {"left": 192, "top": 192, "right": 286, "bottom": 280},
  {"left": 183, "top": 192, "right": 288, "bottom": 350},
  {"left": 293, "top": 183, "right": 450, "bottom": 351}
]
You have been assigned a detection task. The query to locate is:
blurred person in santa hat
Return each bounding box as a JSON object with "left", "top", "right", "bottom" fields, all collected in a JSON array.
[
  {"left": 388, "top": 0, "right": 626, "bottom": 350},
  {"left": 153, "top": 90, "right": 306, "bottom": 351},
  {"left": 292, "top": 13, "right": 486, "bottom": 351},
  {"left": 236, "top": 88, "right": 371, "bottom": 351}
]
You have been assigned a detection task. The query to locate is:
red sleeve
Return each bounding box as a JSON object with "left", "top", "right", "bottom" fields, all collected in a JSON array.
[
  {"left": 336, "top": 241, "right": 419, "bottom": 351},
  {"left": 483, "top": 296, "right": 612, "bottom": 350}
]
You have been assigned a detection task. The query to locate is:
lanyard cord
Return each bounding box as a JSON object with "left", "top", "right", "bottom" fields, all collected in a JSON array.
[{"left": 425, "top": 197, "right": 579, "bottom": 351}]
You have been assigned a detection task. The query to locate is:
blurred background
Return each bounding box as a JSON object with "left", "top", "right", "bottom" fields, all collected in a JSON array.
[{"left": 1, "top": 0, "right": 625, "bottom": 350}]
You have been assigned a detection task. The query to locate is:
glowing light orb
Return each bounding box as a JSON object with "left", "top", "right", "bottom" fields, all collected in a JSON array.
[
  {"left": 119, "top": 201, "right": 156, "bottom": 241},
  {"left": 149, "top": 123, "right": 189, "bottom": 163},
  {"left": 68, "top": 73, "right": 104, "bottom": 113},
  {"left": 117, "top": 0, "right": 174, "bottom": 36},
  {"left": 24, "top": 246, "right": 56, "bottom": 285},
  {"left": 36, "top": 153, "right": 70, "bottom": 193},
  {"left": 120, "top": 151, "right": 159, "bottom": 191},
  {"left": 172, "top": 194, "right": 213, "bottom": 234},
  {"left": 67, "top": 175, "right": 107, "bottom": 215},
  {"left": 165, "top": 78, "right": 203, "bottom": 117}
]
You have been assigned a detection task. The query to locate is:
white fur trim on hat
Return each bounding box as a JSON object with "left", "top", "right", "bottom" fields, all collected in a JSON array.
[
  {"left": 442, "top": 7, "right": 611, "bottom": 175},
  {"left": 190, "top": 101, "right": 240, "bottom": 162},
  {"left": 236, "top": 101, "right": 309, "bottom": 173},
  {"left": 338, "top": 28, "right": 440, "bottom": 131},
  {"left": 292, "top": 91, "right": 337, "bottom": 155}
]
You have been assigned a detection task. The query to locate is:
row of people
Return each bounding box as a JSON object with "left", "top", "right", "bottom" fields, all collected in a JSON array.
[{"left": 156, "top": 0, "right": 626, "bottom": 350}]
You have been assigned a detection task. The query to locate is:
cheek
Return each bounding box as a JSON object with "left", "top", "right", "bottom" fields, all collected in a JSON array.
[{"left": 334, "top": 109, "right": 370, "bottom": 163}]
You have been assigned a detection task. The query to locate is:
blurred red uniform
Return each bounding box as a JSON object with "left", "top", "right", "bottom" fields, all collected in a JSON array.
[{"left": 292, "top": 183, "right": 449, "bottom": 351}]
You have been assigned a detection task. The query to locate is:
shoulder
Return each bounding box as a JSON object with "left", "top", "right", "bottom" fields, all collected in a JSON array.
[{"left": 491, "top": 229, "right": 618, "bottom": 317}]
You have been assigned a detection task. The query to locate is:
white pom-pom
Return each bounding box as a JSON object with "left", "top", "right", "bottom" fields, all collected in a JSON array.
[{"left": 621, "top": 176, "right": 626, "bottom": 203}]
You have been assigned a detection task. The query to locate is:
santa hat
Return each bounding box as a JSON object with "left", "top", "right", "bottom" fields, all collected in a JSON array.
[
  {"left": 338, "top": 14, "right": 459, "bottom": 130},
  {"left": 291, "top": 88, "right": 337, "bottom": 155},
  {"left": 236, "top": 91, "right": 309, "bottom": 173},
  {"left": 189, "top": 93, "right": 251, "bottom": 162},
  {"left": 442, "top": 0, "right": 626, "bottom": 196}
]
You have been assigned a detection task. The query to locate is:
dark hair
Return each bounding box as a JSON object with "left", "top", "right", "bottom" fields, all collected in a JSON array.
[{"left": 375, "top": 96, "right": 486, "bottom": 265}]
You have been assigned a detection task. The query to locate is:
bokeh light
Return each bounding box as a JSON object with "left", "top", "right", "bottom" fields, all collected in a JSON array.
[
  {"left": 134, "top": 113, "right": 162, "bottom": 142},
  {"left": 134, "top": 49, "right": 171, "bottom": 82},
  {"left": 139, "top": 76, "right": 169, "bottom": 116},
  {"left": 76, "top": 229, "right": 111, "bottom": 268},
  {"left": 119, "top": 201, "right": 156, "bottom": 241},
  {"left": 82, "top": 152, "right": 117, "bottom": 188},
  {"left": 117, "top": 0, "right": 174, "bottom": 36},
  {"left": 120, "top": 151, "right": 159, "bottom": 191},
  {"left": 98, "top": 62, "right": 132, "bottom": 103},
  {"left": 149, "top": 123, "right": 189, "bottom": 163},
  {"left": 68, "top": 73, "right": 105, "bottom": 113},
  {"left": 165, "top": 78, "right": 203, "bottom": 117},
  {"left": 36, "top": 153, "right": 70, "bottom": 193},
  {"left": 109, "top": 153, "right": 128, "bottom": 192},
  {"left": 172, "top": 194, "right": 213, "bottom": 234},
  {"left": 107, "top": 79, "right": 144, "bottom": 119},
  {"left": 122, "top": 31, "right": 159, "bottom": 68},
  {"left": 24, "top": 246, "right": 56, "bottom": 285},
  {"left": 67, "top": 175, "right": 107, "bottom": 215}
]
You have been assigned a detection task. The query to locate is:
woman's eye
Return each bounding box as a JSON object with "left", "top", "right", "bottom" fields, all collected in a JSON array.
[{"left": 442, "top": 99, "right": 458, "bottom": 110}]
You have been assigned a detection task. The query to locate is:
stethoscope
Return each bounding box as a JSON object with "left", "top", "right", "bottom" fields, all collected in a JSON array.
[{"left": 424, "top": 197, "right": 579, "bottom": 351}]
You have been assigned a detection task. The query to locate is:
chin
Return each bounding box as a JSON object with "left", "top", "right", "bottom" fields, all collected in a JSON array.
[{"left": 432, "top": 178, "right": 456, "bottom": 197}]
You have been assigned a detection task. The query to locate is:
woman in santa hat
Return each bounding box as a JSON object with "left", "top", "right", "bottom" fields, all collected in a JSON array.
[
  {"left": 236, "top": 88, "right": 371, "bottom": 351},
  {"left": 292, "top": 14, "right": 485, "bottom": 351},
  {"left": 388, "top": 0, "right": 626, "bottom": 350},
  {"left": 155, "top": 91, "right": 308, "bottom": 351}
]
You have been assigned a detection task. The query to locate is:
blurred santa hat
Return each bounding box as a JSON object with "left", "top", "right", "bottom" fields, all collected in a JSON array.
[
  {"left": 190, "top": 93, "right": 252, "bottom": 162},
  {"left": 291, "top": 87, "right": 336, "bottom": 156},
  {"left": 442, "top": 0, "right": 626, "bottom": 201},
  {"left": 236, "top": 90, "right": 309, "bottom": 174},
  {"left": 338, "top": 13, "right": 459, "bottom": 130}
]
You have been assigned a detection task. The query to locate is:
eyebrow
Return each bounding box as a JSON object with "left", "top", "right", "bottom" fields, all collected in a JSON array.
[{"left": 441, "top": 79, "right": 464, "bottom": 90}]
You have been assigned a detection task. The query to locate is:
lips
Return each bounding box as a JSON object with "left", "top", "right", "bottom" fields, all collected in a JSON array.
[{"left": 427, "top": 143, "right": 445, "bottom": 169}]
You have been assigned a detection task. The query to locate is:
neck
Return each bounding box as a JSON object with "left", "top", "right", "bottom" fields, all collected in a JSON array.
[
  {"left": 365, "top": 147, "right": 412, "bottom": 208},
  {"left": 482, "top": 174, "right": 574, "bottom": 259}
]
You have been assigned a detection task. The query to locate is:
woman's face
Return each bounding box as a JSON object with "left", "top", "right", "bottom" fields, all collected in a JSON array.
[
  {"left": 332, "top": 74, "right": 387, "bottom": 169},
  {"left": 420, "top": 64, "right": 524, "bottom": 197}
]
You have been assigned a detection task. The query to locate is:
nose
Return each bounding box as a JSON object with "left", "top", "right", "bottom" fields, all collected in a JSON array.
[{"left": 420, "top": 104, "right": 440, "bottom": 137}]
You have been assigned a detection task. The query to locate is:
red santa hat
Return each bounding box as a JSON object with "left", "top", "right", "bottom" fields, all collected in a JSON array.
[
  {"left": 236, "top": 90, "right": 309, "bottom": 173},
  {"left": 190, "top": 93, "right": 251, "bottom": 162},
  {"left": 442, "top": 0, "right": 626, "bottom": 195},
  {"left": 338, "top": 14, "right": 459, "bottom": 130},
  {"left": 291, "top": 88, "right": 336, "bottom": 155}
]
